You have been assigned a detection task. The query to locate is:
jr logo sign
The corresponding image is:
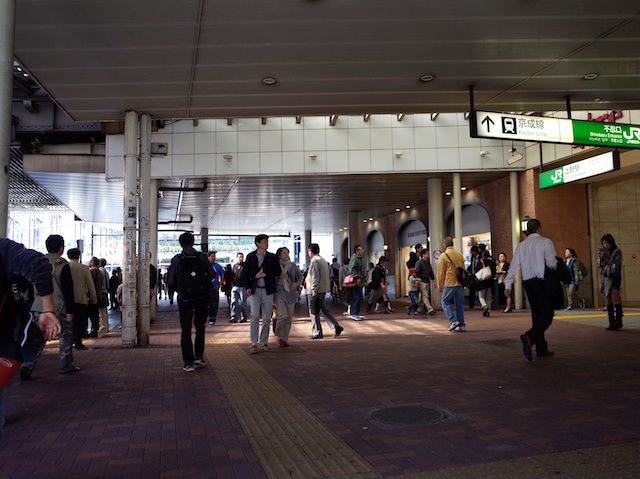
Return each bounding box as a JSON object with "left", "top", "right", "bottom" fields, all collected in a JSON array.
[
  {"left": 623, "top": 127, "right": 640, "bottom": 141},
  {"left": 551, "top": 169, "right": 563, "bottom": 184}
]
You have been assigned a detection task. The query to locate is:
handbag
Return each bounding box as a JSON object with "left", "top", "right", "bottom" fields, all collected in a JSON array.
[
  {"left": 342, "top": 274, "right": 357, "bottom": 288},
  {"left": 443, "top": 252, "right": 475, "bottom": 287},
  {"left": 475, "top": 266, "right": 492, "bottom": 281}
]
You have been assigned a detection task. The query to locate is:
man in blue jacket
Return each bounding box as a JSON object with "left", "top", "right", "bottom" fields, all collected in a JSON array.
[{"left": 0, "top": 238, "right": 61, "bottom": 431}]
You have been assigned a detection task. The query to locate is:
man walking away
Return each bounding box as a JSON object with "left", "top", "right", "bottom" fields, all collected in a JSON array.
[
  {"left": 307, "top": 244, "right": 344, "bottom": 339},
  {"left": 437, "top": 237, "right": 466, "bottom": 332},
  {"left": 167, "top": 232, "right": 214, "bottom": 372},
  {"left": 505, "top": 218, "right": 557, "bottom": 361},
  {"left": 67, "top": 248, "right": 97, "bottom": 350},
  {"left": 24, "top": 234, "right": 79, "bottom": 377}
]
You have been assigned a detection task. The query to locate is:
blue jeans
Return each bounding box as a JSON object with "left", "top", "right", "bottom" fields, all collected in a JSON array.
[
  {"left": 408, "top": 291, "right": 419, "bottom": 313},
  {"left": 247, "top": 288, "right": 273, "bottom": 345},
  {"left": 351, "top": 286, "right": 363, "bottom": 316},
  {"left": 441, "top": 286, "right": 465, "bottom": 326}
]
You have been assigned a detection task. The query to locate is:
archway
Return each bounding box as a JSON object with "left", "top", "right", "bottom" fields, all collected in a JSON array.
[
  {"left": 446, "top": 203, "right": 491, "bottom": 264},
  {"left": 396, "top": 219, "right": 427, "bottom": 297},
  {"left": 366, "top": 229, "right": 385, "bottom": 266}
]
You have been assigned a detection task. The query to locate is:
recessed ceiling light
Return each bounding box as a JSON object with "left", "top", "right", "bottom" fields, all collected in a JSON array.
[
  {"left": 419, "top": 74, "right": 435, "bottom": 83},
  {"left": 262, "top": 76, "right": 277, "bottom": 85},
  {"left": 583, "top": 73, "right": 599, "bottom": 81},
  {"left": 405, "top": 205, "right": 411, "bottom": 209},
  {"left": 395, "top": 208, "right": 401, "bottom": 212},
  {"left": 363, "top": 219, "right": 368, "bottom": 223},
  {"left": 593, "top": 97, "right": 602, "bottom": 102},
  {"left": 368, "top": 217, "right": 373, "bottom": 221},
  {"left": 461, "top": 186, "right": 467, "bottom": 191},
  {"left": 445, "top": 191, "right": 452, "bottom": 196}
]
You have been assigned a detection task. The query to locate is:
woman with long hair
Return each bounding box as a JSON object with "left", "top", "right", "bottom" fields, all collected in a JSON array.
[{"left": 599, "top": 234, "right": 623, "bottom": 330}]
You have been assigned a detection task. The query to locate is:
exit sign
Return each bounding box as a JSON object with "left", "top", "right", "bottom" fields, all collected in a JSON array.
[{"left": 539, "top": 151, "right": 620, "bottom": 189}]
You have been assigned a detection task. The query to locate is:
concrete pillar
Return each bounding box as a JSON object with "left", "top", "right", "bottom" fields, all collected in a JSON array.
[
  {"left": 347, "top": 211, "right": 360, "bottom": 257},
  {"left": 200, "top": 227, "right": 209, "bottom": 252},
  {"left": 304, "top": 229, "right": 312, "bottom": 268},
  {"left": 137, "top": 114, "right": 151, "bottom": 346},
  {"left": 150, "top": 179, "right": 158, "bottom": 321},
  {"left": 122, "top": 111, "right": 138, "bottom": 347},
  {"left": 453, "top": 173, "right": 463, "bottom": 253},
  {"left": 0, "top": 0, "right": 15, "bottom": 236},
  {"left": 510, "top": 171, "right": 523, "bottom": 310},
  {"left": 427, "top": 177, "right": 443, "bottom": 308}
]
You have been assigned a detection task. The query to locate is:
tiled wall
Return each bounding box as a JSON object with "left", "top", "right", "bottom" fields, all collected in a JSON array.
[
  {"left": 590, "top": 176, "right": 640, "bottom": 305},
  {"left": 105, "top": 113, "right": 525, "bottom": 179}
]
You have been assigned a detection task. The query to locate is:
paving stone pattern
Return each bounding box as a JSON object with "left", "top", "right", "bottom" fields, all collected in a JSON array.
[{"left": 1, "top": 302, "right": 640, "bottom": 478}]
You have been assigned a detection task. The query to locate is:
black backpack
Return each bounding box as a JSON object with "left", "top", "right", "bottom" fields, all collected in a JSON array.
[
  {"left": 443, "top": 252, "right": 475, "bottom": 287},
  {"left": 174, "top": 253, "right": 211, "bottom": 302}
]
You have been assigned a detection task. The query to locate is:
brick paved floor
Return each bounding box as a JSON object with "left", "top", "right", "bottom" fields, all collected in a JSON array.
[{"left": 1, "top": 300, "right": 639, "bottom": 478}]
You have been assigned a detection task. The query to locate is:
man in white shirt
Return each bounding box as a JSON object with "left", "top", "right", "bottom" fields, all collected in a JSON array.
[{"left": 504, "top": 219, "right": 557, "bottom": 361}]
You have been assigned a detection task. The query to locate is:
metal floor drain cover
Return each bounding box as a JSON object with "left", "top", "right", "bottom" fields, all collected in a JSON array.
[{"left": 370, "top": 405, "right": 446, "bottom": 427}]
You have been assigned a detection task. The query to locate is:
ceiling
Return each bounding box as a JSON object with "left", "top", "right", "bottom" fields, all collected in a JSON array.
[
  {"left": 14, "top": 0, "right": 640, "bottom": 121},
  {"left": 11, "top": 0, "right": 640, "bottom": 234}
]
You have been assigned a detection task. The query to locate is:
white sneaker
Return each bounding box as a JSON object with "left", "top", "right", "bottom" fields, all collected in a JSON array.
[
  {"left": 183, "top": 365, "right": 195, "bottom": 372},
  {"left": 455, "top": 325, "right": 466, "bottom": 332},
  {"left": 249, "top": 344, "right": 258, "bottom": 354},
  {"left": 193, "top": 359, "right": 206, "bottom": 368},
  {"left": 448, "top": 321, "right": 460, "bottom": 331},
  {"left": 261, "top": 343, "right": 269, "bottom": 352}
]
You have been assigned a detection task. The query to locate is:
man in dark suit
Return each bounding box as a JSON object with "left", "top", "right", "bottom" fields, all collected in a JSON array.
[{"left": 240, "top": 234, "right": 281, "bottom": 354}]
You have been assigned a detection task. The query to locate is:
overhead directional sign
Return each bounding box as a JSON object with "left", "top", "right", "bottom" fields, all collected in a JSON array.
[
  {"left": 472, "top": 111, "right": 640, "bottom": 149},
  {"left": 539, "top": 151, "right": 620, "bottom": 189}
]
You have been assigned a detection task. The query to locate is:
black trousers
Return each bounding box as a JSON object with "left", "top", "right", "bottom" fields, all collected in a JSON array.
[
  {"left": 522, "top": 278, "right": 555, "bottom": 354},
  {"left": 178, "top": 299, "right": 208, "bottom": 367},
  {"left": 72, "top": 303, "right": 88, "bottom": 346},
  {"left": 87, "top": 304, "right": 99, "bottom": 335}
]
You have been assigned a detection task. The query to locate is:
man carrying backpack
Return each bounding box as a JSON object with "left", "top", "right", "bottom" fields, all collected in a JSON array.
[{"left": 167, "top": 232, "right": 214, "bottom": 372}]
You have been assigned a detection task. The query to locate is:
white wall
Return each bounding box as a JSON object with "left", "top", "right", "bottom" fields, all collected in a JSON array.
[{"left": 105, "top": 114, "right": 527, "bottom": 180}]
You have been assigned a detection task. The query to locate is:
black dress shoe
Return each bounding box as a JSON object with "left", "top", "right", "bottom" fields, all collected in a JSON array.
[
  {"left": 520, "top": 334, "right": 533, "bottom": 361},
  {"left": 537, "top": 351, "right": 555, "bottom": 358},
  {"left": 228, "top": 319, "right": 238, "bottom": 323},
  {"left": 238, "top": 319, "right": 247, "bottom": 323},
  {"left": 310, "top": 335, "right": 324, "bottom": 340},
  {"left": 74, "top": 344, "right": 87, "bottom": 350},
  {"left": 334, "top": 326, "right": 344, "bottom": 337}
]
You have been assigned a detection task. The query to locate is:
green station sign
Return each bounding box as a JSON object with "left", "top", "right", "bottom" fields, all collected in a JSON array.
[
  {"left": 473, "top": 111, "right": 640, "bottom": 149},
  {"left": 539, "top": 151, "right": 620, "bottom": 189}
]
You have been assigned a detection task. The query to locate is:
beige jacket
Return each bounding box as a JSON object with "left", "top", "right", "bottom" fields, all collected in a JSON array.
[{"left": 69, "top": 260, "right": 98, "bottom": 305}]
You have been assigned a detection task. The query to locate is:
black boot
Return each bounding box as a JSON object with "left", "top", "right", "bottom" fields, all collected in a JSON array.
[
  {"left": 614, "top": 304, "right": 624, "bottom": 330},
  {"left": 605, "top": 304, "right": 616, "bottom": 330}
]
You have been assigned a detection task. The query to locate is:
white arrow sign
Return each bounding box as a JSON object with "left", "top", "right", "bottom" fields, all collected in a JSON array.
[{"left": 474, "top": 111, "right": 574, "bottom": 143}]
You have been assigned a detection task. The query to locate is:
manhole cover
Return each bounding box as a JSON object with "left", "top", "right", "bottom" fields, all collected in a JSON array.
[{"left": 370, "top": 405, "right": 446, "bottom": 426}]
